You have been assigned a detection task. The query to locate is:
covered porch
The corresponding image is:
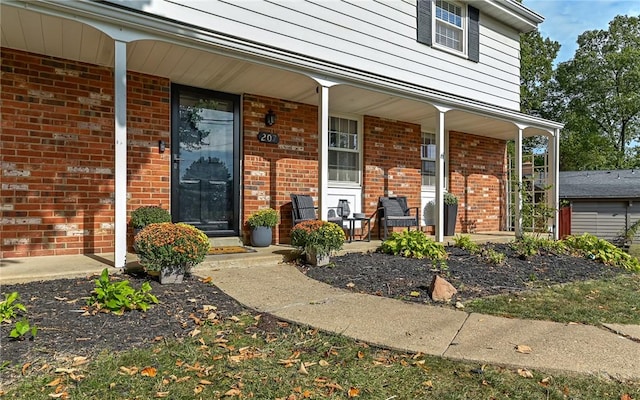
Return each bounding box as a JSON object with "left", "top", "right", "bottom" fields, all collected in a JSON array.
[{"left": 1, "top": 1, "right": 561, "bottom": 267}]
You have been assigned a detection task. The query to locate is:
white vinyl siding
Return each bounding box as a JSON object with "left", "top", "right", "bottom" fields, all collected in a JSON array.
[{"left": 108, "top": 0, "right": 523, "bottom": 110}]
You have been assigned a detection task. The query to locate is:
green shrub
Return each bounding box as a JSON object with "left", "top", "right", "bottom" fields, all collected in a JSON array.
[
  {"left": 563, "top": 233, "right": 640, "bottom": 272},
  {"left": 87, "top": 268, "right": 159, "bottom": 314},
  {"left": 511, "top": 235, "right": 566, "bottom": 258},
  {"left": 453, "top": 235, "right": 480, "bottom": 254},
  {"left": 381, "top": 230, "right": 448, "bottom": 262},
  {"left": 130, "top": 206, "right": 171, "bottom": 229},
  {"left": 444, "top": 192, "right": 458, "bottom": 205},
  {"left": 247, "top": 208, "right": 279, "bottom": 228}
]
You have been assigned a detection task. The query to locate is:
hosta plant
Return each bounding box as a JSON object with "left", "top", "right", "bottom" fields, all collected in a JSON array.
[
  {"left": 563, "top": 233, "right": 640, "bottom": 272},
  {"left": 87, "top": 268, "right": 158, "bottom": 314},
  {"left": 381, "top": 230, "right": 448, "bottom": 262}
]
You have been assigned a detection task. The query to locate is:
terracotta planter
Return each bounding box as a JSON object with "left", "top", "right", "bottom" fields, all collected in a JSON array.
[{"left": 306, "top": 250, "right": 330, "bottom": 267}]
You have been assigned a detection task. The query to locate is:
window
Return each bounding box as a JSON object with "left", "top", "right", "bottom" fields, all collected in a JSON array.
[
  {"left": 435, "top": 0, "right": 464, "bottom": 52},
  {"left": 416, "top": 0, "right": 479, "bottom": 62},
  {"left": 421, "top": 132, "right": 436, "bottom": 186},
  {"left": 329, "top": 116, "right": 360, "bottom": 184}
]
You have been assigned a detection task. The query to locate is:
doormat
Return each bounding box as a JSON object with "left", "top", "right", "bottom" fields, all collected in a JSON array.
[{"left": 208, "top": 246, "right": 256, "bottom": 255}]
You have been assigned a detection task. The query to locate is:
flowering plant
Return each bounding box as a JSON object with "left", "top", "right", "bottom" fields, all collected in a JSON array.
[
  {"left": 134, "top": 223, "right": 210, "bottom": 273},
  {"left": 291, "top": 220, "right": 345, "bottom": 257},
  {"left": 130, "top": 206, "right": 171, "bottom": 229},
  {"left": 247, "top": 208, "right": 279, "bottom": 228}
]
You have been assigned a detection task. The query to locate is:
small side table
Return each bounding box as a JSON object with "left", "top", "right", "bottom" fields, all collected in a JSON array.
[{"left": 343, "top": 217, "right": 371, "bottom": 243}]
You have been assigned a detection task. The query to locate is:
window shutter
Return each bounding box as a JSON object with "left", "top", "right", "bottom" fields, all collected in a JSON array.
[
  {"left": 417, "top": 0, "right": 432, "bottom": 46},
  {"left": 468, "top": 5, "right": 480, "bottom": 62}
]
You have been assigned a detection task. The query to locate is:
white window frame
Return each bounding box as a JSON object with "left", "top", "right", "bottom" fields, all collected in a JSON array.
[
  {"left": 328, "top": 114, "right": 362, "bottom": 187},
  {"left": 421, "top": 132, "right": 437, "bottom": 187},
  {"left": 433, "top": 0, "right": 466, "bottom": 55}
]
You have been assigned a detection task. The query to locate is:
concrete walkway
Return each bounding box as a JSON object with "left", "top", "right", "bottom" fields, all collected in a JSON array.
[{"left": 2, "top": 238, "right": 639, "bottom": 380}]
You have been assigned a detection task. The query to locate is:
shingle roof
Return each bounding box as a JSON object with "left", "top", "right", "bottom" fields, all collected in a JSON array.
[{"left": 559, "top": 170, "right": 640, "bottom": 199}]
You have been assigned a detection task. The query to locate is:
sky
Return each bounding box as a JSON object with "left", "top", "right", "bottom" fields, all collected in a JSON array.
[{"left": 523, "top": 0, "right": 640, "bottom": 63}]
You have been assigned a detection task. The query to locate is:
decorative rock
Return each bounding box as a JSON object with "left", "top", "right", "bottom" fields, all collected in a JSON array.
[
  {"left": 429, "top": 275, "right": 457, "bottom": 302},
  {"left": 455, "top": 301, "right": 465, "bottom": 310}
]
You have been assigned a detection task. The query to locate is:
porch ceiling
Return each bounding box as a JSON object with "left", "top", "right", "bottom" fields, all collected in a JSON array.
[{"left": 1, "top": 4, "right": 550, "bottom": 141}]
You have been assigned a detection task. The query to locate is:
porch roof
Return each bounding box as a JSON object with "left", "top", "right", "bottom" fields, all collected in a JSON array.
[{"left": 1, "top": 0, "right": 562, "bottom": 140}]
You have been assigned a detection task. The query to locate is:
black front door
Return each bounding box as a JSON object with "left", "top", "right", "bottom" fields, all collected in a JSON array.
[{"left": 171, "top": 84, "right": 240, "bottom": 236}]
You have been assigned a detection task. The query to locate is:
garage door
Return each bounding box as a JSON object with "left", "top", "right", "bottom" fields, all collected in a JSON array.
[{"left": 571, "top": 201, "right": 628, "bottom": 241}]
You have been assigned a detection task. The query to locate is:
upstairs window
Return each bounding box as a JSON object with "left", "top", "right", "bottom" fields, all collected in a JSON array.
[
  {"left": 329, "top": 116, "right": 360, "bottom": 184},
  {"left": 435, "top": 0, "right": 464, "bottom": 52},
  {"left": 417, "top": 0, "right": 479, "bottom": 62}
]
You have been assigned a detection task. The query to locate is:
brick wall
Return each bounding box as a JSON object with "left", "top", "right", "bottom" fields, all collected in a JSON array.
[
  {"left": 448, "top": 131, "right": 507, "bottom": 233},
  {"left": 362, "top": 116, "right": 422, "bottom": 238},
  {"left": 242, "top": 94, "right": 319, "bottom": 244},
  {"left": 0, "top": 48, "right": 170, "bottom": 258}
]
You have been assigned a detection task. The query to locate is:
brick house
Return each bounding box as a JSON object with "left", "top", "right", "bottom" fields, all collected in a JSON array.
[{"left": 1, "top": 0, "right": 562, "bottom": 267}]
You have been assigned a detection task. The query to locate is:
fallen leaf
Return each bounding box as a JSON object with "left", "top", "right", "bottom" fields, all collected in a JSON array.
[
  {"left": 539, "top": 377, "right": 552, "bottom": 387},
  {"left": 199, "top": 379, "right": 213, "bottom": 385},
  {"left": 319, "top": 360, "right": 329, "bottom": 367},
  {"left": 515, "top": 345, "right": 532, "bottom": 354},
  {"left": 200, "top": 276, "right": 213, "bottom": 284},
  {"left": 141, "top": 367, "right": 157, "bottom": 377},
  {"left": 225, "top": 388, "right": 242, "bottom": 396},
  {"left": 298, "top": 363, "right": 309, "bottom": 375},
  {"left": 517, "top": 368, "right": 534, "bottom": 378},
  {"left": 620, "top": 394, "right": 633, "bottom": 400},
  {"left": 410, "top": 291, "right": 421, "bottom": 297},
  {"left": 357, "top": 351, "right": 365, "bottom": 359},
  {"left": 423, "top": 380, "right": 433, "bottom": 388},
  {"left": 46, "top": 377, "right": 63, "bottom": 387},
  {"left": 47, "top": 392, "right": 68, "bottom": 399},
  {"left": 228, "top": 316, "right": 241, "bottom": 322},
  {"left": 194, "top": 385, "right": 204, "bottom": 394},
  {"left": 346, "top": 282, "right": 355, "bottom": 288},
  {"left": 119, "top": 366, "right": 138, "bottom": 376},
  {"left": 21, "top": 362, "right": 32, "bottom": 375},
  {"left": 155, "top": 392, "right": 170, "bottom": 398},
  {"left": 348, "top": 387, "right": 360, "bottom": 397},
  {"left": 72, "top": 356, "right": 89, "bottom": 366}
]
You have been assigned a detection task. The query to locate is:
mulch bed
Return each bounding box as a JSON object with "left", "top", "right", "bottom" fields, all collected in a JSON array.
[
  {"left": 0, "top": 243, "right": 628, "bottom": 386},
  {"left": 300, "top": 243, "right": 626, "bottom": 303}
]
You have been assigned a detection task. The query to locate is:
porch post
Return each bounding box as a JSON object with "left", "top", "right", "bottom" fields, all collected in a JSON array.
[
  {"left": 514, "top": 126, "right": 524, "bottom": 238},
  {"left": 317, "top": 84, "right": 330, "bottom": 220},
  {"left": 114, "top": 39, "right": 128, "bottom": 268},
  {"left": 549, "top": 128, "right": 561, "bottom": 240},
  {"left": 433, "top": 106, "right": 449, "bottom": 243}
]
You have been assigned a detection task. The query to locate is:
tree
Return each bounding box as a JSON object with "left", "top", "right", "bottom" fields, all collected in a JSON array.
[
  {"left": 553, "top": 16, "right": 640, "bottom": 169},
  {"left": 519, "top": 29, "right": 560, "bottom": 154}
]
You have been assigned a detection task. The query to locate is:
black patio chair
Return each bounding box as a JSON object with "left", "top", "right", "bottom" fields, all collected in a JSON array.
[
  {"left": 290, "top": 194, "right": 344, "bottom": 226},
  {"left": 377, "top": 196, "right": 420, "bottom": 239}
]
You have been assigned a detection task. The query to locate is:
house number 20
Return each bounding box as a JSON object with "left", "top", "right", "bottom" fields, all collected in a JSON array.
[{"left": 257, "top": 131, "right": 279, "bottom": 144}]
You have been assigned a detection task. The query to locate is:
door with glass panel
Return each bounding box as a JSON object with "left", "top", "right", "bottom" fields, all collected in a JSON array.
[{"left": 171, "top": 85, "right": 240, "bottom": 236}]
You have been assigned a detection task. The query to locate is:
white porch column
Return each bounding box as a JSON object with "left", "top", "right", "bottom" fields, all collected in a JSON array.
[
  {"left": 433, "top": 106, "right": 449, "bottom": 243},
  {"left": 549, "top": 128, "right": 561, "bottom": 240},
  {"left": 114, "top": 40, "right": 128, "bottom": 268},
  {"left": 317, "top": 84, "right": 330, "bottom": 220},
  {"left": 514, "top": 126, "right": 524, "bottom": 238},
  {"left": 310, "top": 76, "right": 338, "bottom": 220}
]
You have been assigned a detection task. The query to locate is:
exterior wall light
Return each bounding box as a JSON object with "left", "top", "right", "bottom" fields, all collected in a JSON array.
[{"left": 265, "top": 109, "right": 276, "bottom": 126}]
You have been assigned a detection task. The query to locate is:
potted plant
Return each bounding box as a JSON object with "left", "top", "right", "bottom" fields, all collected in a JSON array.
[
  {"left": 290, "top": 220, "right": 346, "bottom": 266},
  {"left": 134, "top": 222, "right": 210, "bottom": 284},
  {"left": 130, "top": 206, "right": 171, "bottom": 234},
  {"left": 444, "top": 192, "right": 458, "bottom": 236},
  {"left": 247, "top": 208, "right": 278, "bottom": 247}
]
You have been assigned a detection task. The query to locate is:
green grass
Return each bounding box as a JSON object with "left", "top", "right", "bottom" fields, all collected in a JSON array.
[
  {"left": 629, "top": 244, "right": 640, "bottom": 259},
  {"left": 3, "top": 314, "right": 639, "bottom": 399},
  {"left": 465, "top": 273, "right": 640, "bottom": 325}
]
